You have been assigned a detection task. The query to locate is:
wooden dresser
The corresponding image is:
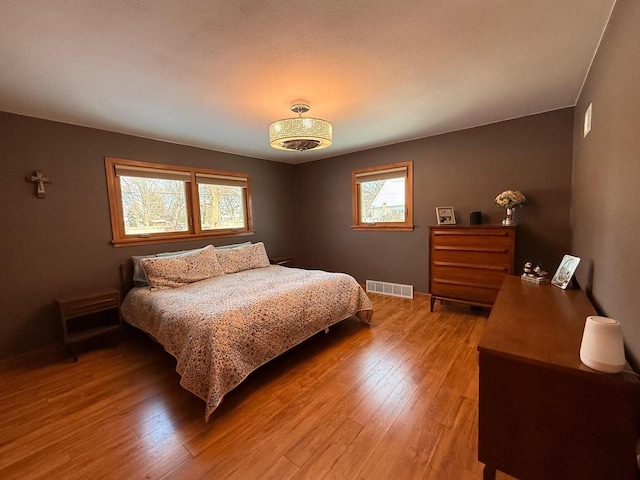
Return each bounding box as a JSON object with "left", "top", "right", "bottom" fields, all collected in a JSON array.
[
  {"left": 478, "top": 276, "right": 640, "bottom": 480},
  {"left": 428, "top": 225, "right": 515, "bottom": 311}
]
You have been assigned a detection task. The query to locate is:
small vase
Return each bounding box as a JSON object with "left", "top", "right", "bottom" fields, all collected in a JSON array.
[{"left": 502, "top": 207, "right": 515, "bottom": 226}]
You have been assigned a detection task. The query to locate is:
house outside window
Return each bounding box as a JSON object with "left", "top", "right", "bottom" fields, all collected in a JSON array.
[{"left": 351, "top": 161, "right": 413, "bottom": 231}]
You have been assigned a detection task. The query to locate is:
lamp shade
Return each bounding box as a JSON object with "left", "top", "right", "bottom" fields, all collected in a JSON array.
[
  {"left": 269, "top": 117, "right": 332, "bottom": 151},
  {"left": 579, "top": 316, "right": 625, "bottom": 373},
  {"left": 269, "top": 100, "right": 332, "bottom": 152}
]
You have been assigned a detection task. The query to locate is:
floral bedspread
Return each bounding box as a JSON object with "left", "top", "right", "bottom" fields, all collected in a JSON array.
[{"left": 121, "top": 265, "right": 373, "bottom": 420}]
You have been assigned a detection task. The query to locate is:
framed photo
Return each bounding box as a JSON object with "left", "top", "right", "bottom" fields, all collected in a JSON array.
[
  {"left": 436, "top": 206, "right": 456, "bottom": 225},
  {"left": 551, "top": 254, "right": 581, "bottom": 289}
]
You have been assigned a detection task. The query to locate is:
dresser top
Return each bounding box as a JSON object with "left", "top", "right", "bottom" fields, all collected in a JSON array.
[
  {"left": 429, "top": 224, "right": 515, "bottom": 229},
  {"left": 479, "top": 276, "right": 637, "bottom": 382}
]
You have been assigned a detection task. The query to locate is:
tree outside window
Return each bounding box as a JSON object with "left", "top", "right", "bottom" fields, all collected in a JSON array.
[{"left": 105, "top": 157, "right": 253, "bottom": 247}]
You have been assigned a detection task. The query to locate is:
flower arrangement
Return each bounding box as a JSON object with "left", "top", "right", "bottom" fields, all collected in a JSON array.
[{"left": 495, "top": 190, "right": 527, "bottom": 208}]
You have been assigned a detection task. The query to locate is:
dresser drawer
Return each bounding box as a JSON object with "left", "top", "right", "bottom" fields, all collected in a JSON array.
[
  {"left": 431, "top": 245, "right": 512, "bottom": 265},
  {"left": 431, "top": 228, "right": 514, "bottom": 247},
  {"left": 431, "top": 264, "right": 509, "bottom": 288},
  {"left": 430, "top": 281, "right": 500, "bottom": 305}
]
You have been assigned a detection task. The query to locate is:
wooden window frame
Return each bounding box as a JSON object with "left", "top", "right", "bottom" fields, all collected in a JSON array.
[
  {"left": 351, "top": 161, "right": 413, "bottom": 231},
  {"left": 105, "top": 157, "right": 254, "bottom": 247}
]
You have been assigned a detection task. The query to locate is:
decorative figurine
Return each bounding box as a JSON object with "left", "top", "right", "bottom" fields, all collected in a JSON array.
[
  {"left": 523, "top": 261, "right": 534, "bottom": 277},
  {"left": 521, "top": 261, "right": 549, "bottom": 284},
  {"left": 533, "top": 264, "right": 548, "bottom": 278}
]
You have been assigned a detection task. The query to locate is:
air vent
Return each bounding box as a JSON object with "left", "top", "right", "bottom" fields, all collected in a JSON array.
[{"left": 365, "top": 280, "right": 413, "bottom": 299}]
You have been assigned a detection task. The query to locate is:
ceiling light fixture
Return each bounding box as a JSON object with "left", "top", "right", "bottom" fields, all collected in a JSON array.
[{"left": 269, "top": 100, "right": 332, "bottom": 152}]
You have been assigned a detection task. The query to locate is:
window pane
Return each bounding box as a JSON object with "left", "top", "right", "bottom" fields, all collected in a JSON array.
[
  {"left": 359, "top": 177, "right": 406, "bottom": 223},
  {"left": 119, "top": 176, "right": 189, "bottom": 235},
  {"left": 198, "top": 184, "right": 246, "bottom": 230}
]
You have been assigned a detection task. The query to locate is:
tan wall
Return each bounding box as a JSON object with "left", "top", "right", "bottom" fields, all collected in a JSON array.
[
  {"left": 0, "top": 112, "right": 297, "bottom": 358},
  {"left": 572, "top": 1, "right": 640, "bottom": 365},
  {"left": 294, "top": 108, "right": 574, "bottom": 292}
]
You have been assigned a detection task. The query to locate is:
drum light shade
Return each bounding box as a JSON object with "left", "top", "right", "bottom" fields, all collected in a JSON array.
[
  {"left": 269, "top": 100, "right": 332, "bottom": 152},
  {"left": 579, "top": 315, "right": 625, "bottom": 373}
]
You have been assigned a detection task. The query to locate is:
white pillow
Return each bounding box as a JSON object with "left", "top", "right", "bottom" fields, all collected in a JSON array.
[{"left": 140, "top": 245, "right": 224, "bottom": 290}]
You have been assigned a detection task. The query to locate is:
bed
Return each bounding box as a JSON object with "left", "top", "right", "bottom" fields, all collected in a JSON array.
[{"left": 121, "top": 247, "right": 373, "bottom": 420}]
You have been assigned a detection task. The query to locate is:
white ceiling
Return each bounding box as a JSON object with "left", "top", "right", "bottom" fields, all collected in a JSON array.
[{"left": 0, "top": 0, "right": 615, "bottom": 164}]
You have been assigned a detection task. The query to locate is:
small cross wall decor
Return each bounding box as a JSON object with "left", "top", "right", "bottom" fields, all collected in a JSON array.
[{"left": 26, "top": 170, "right": 52, "bottom": 199}]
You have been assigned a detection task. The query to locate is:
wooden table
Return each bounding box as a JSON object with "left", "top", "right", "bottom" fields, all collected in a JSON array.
[
  {"left": 477, "top": 276, "right": 640, "bottom": 480},
  {"left": 55, "top": 288, "right": 121, "bottom": 361}
]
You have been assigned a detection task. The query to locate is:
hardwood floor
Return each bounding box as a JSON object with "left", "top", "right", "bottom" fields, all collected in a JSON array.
[{"left": 0, "top": 294, "right": 516, "bottom": 479}]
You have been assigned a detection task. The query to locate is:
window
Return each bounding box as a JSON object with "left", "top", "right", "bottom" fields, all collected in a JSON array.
[
  {"left": 351, "top": 161, "right": 413, "bottom": 231},
  {"left": 105, "top": 158, "right": 253, "bottom": 246},
  {"left": 196, "top": 173, "right": 247, "bottom": 231}
]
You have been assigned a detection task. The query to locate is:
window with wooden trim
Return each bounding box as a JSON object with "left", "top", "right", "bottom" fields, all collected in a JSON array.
[
  {"left": 351, "top": 161, "right": 413, "bottom": 231},
  {"left": 105, "top": 157, "right": 253, "bottom": 247}
]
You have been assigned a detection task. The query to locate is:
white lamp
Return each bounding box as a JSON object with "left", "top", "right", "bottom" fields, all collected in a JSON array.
[{"left": 579, "top": 316, "right": 625, "bottom": 373}]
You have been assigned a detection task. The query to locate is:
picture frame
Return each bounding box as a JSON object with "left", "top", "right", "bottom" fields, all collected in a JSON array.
[
  {"left": 551, "top": 254, "right": 581, "bottom": 289},
  {"left": 435, "top": 206, "right": 456, "bottom": 225}
]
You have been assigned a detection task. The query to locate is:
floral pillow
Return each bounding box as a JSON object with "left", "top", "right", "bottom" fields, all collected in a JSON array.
[
  {"left": 140, "top": 245, "right": 224, "bottom": 290},
  {"left": 132, "top": 246, "right": 205, "bottom": 287},
  {"left": 215, "top": 247, "right": 241, "bottom": 274},
  {"left": 215, "top": 242, "right": 271, "bottom": 274}
]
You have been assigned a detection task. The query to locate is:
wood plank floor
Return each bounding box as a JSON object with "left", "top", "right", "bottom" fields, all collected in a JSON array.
[{"left": 0, "top": 294, "right": 517, "bottom": 479}]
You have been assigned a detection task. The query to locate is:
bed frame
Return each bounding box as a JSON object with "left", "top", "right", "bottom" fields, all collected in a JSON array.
[{"left": 119, "top": 260, "right": 135, "bottom": 298}]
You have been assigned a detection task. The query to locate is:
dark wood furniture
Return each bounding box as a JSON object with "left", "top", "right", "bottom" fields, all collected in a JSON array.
[
  {"left": 55, "top": 288, "right": 122, "bottom": 361},
  {"left": 478, "top": 276, "right": 640, "bottom": 480},
  {"left": 428, "top": 225, "right": 515, "bottom": 311},
  {"left": 270, "top": 256, "right": 295, "bottom": 267}
]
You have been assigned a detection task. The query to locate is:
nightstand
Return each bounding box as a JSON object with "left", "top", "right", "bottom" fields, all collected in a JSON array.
[
  {"left": 269, "top": 256, "right": 295, "bottom": 267},
  {"left": 55, "top": 288, "right": 121, "bottom": 361}
]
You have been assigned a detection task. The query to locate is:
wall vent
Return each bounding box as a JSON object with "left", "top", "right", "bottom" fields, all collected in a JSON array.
[{"left": 366, "top": 280, "right": 413, "bottom": 299}]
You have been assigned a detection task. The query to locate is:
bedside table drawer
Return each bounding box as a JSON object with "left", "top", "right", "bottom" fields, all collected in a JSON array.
[{"left": 59, "top": 292, "right": 120, "bottom": 319}]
